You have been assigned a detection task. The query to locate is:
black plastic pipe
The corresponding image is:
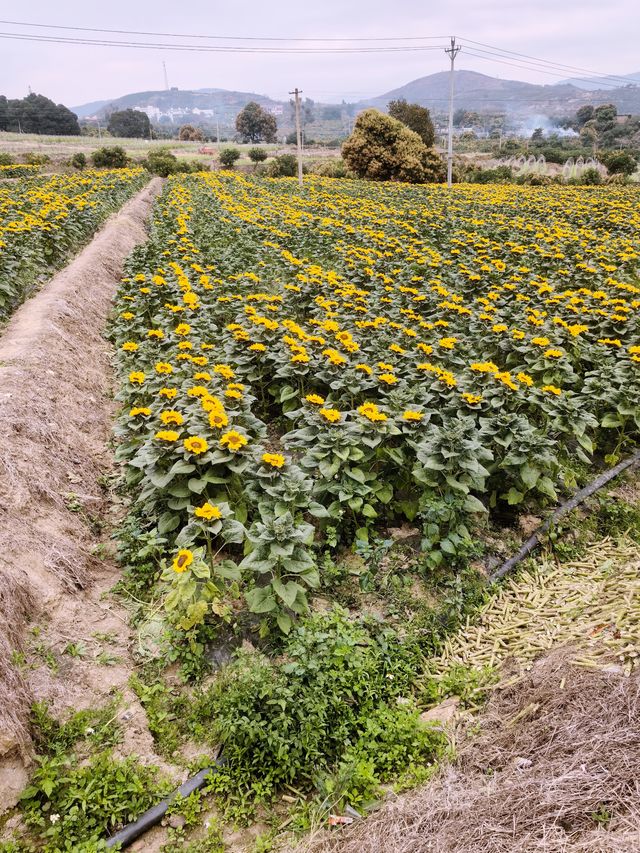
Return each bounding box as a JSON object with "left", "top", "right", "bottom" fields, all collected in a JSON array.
[
  {"left": 105, "top": 759, "right": 225, "bottom": 849},
  {"left": 490, "top": 449, "right": 640, "bottom": 582}
]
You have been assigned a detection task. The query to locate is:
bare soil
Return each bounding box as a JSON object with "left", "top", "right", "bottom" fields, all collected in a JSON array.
[{"left": 0, "top": 177, "right": 177, "bottom": 810}]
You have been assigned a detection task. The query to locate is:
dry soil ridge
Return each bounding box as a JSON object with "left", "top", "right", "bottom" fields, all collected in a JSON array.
[{"left": 0, "top": 177, "right": 177, "bottom": 810}]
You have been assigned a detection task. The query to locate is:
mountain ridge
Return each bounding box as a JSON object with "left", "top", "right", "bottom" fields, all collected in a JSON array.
[{"left": 71, "top": 69, "right": 640, "bottom": 124}]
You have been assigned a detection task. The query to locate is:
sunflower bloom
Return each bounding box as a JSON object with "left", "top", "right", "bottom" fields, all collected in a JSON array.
[
  {"left": 194, "top": 503, "right": 222, "bottom": 520},
  {"left": 262, "top": 452, "right": 286, "bottom": 468},
  {"left": 403, "top": 410, "right": 424, "bottom": 421},
  {"left": 155, "top": 430, "right": 180, "bottom": 442},
  {"left": 220, "top": 430, "right": 248, "bottom": 452},
  {"left": 172, "top": 549, "right": 193, "bottom": 573},
  {"left": 184, "top": 436, "right": 209, "bottom": 455},
  {"left": 319, "top": 408, "right": 341, "bottom": 423},
  {"left": 358, "top": 403, "right": 387, "bottom": 423},
  {"left": 160, "top": 410, "right": 184, "bottom": 426}
]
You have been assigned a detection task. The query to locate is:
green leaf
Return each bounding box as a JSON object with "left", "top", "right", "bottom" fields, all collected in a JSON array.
[
  {"left": 536, "top": 476, "right": 558, "bottom": 500},
  {"left": 319, "top": 458, "right": 340, "bottom": 478},
  {"left": 279, "top": 385, "right": 298, "bottom": 402},
  {"left": 147, "top": 469, "right": 175, "bottom": 489},
  {"left": 272, "top": 577, "right": 300, "bottom": 608},
  {"left": 463, "top": 494, "right": 488, "bottom": 513},
  {"left": 577, "top": 433, "right": 594, "bottom": 454},
  {"left": 601, "top": 412, "right": 623, "bottom": 428},
  {"left": 376, "top": 482, "right": 394, "bottom": 504},
  {"left": 506, "top": 487, "right": 524, "bottom": 505},
  {"left": 222, "top": 520, "right": 245, "bottom": 544},
  {"left": 234, "top": 503, "right": 248, "bottom": 524},
  {"left": 398, "top": 499, "right": 418, "bottom": 521},
  {"left": 158, "top": 511, "right": 181, "bottom": 534},
  {"left": 308, "top": 502, "right": 329, "bottom": 518},
  {"left": 440, "top": 538, "right": 456, "bottom": 555},
  {"left": 355, "top": 527, "right": 369, "bottom": 543},
  {"left": 362, "top": 503, "right": 378, "bottom": 519},
  {"left": 520, "top": 463, "right": 540, "bottom": 490},
  {"left": 276, "top": 612, "right": 293, "bottom": 634},
  {"left": 245, "top": 587, "right": 277, "bottom": 613},
  {"left": 215, "top": 560, "right": 241, "bottom": 581},
  {"left": 386, "top": 447, "right": 404, "bottom": 466}
]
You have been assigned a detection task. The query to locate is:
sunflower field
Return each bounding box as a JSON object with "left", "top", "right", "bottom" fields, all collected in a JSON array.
[
  {"left": 0, "top": 167, "right": 147, "bottom": 320},
  {"left": 114, "top": 173, "right": 640, "bottom": 637}
]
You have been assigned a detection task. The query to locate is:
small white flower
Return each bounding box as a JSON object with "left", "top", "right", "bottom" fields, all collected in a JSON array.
[
  {"left": 85, "top": 727, "right": 95, "bottom": 735},
  {"left": 50, "top": 814, "right": 60, "bottom": 824}
]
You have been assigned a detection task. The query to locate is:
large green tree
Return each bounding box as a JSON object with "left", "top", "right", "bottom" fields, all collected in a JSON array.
[
  {"left": 342, "top": 109, "right": 444, "bottom": 184},
  {"left": 107, "top": 109, "right": 151, "bottom": 139},
  {"left": 0, "top": 93, "right": 80, "bottom": 135},
  {"left": 235, "top": 102, "right": 277, "bottom": 144},
  {"left": 388, "top": 98, "right": 435, "bottom": 147}
]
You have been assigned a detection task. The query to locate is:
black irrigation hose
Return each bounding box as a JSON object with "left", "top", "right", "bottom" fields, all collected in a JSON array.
[
  {"left": 489, "top": 449, "right": 640, "bottom": 582},
  {"left": 104, "top": 758, "right": 226, "bottom": 849}
]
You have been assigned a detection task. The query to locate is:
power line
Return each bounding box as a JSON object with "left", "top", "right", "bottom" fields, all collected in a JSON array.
[
  {"left": 460, "top": 46, "right": 639, "bottom": 90},
  {"left": 0, "top": 32, "right": 449, "bottom": 54},
  {"left": 459, "top": 37, "right": 640, "bottom": 88},
  {"left": 460, "top": 49, "right": 619, "bottom": 86},
  {"left": 0, "top": 19, "right": 450, "bottom": 42}
]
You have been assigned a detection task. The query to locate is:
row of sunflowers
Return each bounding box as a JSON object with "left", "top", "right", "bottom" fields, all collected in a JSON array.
[
  {"left": 0, "top": 167, "right": 147, "bottom": 320},
  {"left": 114, "top": 173, "right": 640, "bottom": 636}
]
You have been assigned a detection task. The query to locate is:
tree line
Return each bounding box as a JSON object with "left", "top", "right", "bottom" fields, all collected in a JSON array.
[{"left": 0, "top": 93, "right": 80, "bottom": 135}]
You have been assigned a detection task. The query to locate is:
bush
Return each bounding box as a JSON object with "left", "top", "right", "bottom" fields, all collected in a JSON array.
[
  {"left": 342, "top": 109, "right": 445, "bottom": 183},
  {"left": 602, "top": 150, "right": 637, "bottom": 176},
  {"left": 248, "top": 147, "right": 268, "bottom": 164},
  {"left": 191, "top": 609, "right": 446, "bottom": 805},
  {"left": 308, "top": 158, "right": 348, "bottom": 178},
  {"left": 70, "top": 152, "right": 87, "bottom": 170},
  {"left": 265, "top": 153, "right": 298, "bottom": 177},
  {"left": 178, "top": 124, "right": 204, "bottom": 142},
  {"left": 466, "top": 165, "right": 513, "bottom": 184},
  {"left": 0, "top": 152, "right": 14, "bottom": 166},
  {"left": 92, "top": 146, "right": 129, "bottom": 169},
  {"left": 218, "top": 147, "right": 241, "bottom": 168},
  {"left": 144, "top": 148, "right": 206, "bottom": 176},
  {"left": 24, "top": 152, "right": 50, "bottom": 166},
  {"left": 579, "top": 167, "right": 603, "bottom": 185}
]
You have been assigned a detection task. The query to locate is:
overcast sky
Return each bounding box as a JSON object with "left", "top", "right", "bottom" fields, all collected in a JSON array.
[{"left": 3, "top": 0, "right": 639, "bottom": 107}]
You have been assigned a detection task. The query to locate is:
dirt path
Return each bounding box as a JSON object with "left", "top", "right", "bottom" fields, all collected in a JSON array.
[{"left": 0, "top": 177, "right": 176, "bottom": 810}]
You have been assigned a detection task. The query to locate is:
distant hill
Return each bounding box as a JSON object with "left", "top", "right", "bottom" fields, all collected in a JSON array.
[
  {"left": 70, "top": 70, "right": 640, "bottom": 131},
  {"left": 72, "top": 88, "right": 287, "bottom": 128},
  {"left": 364, "top": 69, "right": 640, "bottom": 116},
  {"left": 72, "top": 98, "right": 112, "bottom": 119},
  {"left": 559, "top": 72, "right": 640, "bottom": 91}
]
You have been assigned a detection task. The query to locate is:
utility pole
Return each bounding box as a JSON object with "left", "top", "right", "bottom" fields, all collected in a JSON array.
[
  {"left": 445, "top": 36, "right": 461, "bottom": 188},
  {"left": 163, "top": 61, "right": 170, "bottom": 90},
  {"left": 289, "top": 87, "right": 303, "bottom": 188}
]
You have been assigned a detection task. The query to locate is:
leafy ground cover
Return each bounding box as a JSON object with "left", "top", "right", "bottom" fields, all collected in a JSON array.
[{"left": 0, "top": 168, "right": 147, "bottom": 320}]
